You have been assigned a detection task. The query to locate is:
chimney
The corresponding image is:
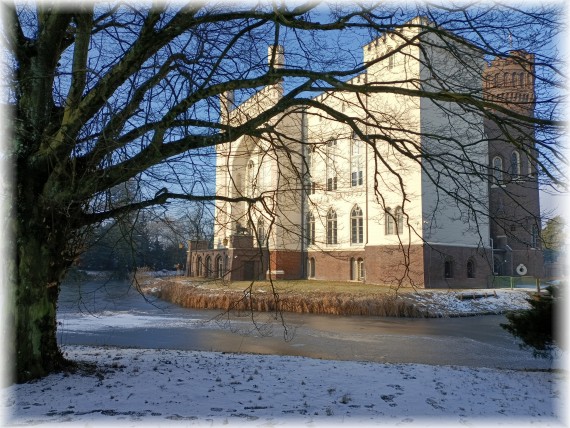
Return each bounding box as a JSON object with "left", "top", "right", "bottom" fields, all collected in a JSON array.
[{"left": 268, "top": 45, "right": 285, "bottom": 69}]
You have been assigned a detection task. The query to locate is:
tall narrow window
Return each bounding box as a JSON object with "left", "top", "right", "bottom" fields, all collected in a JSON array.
[
  {"left": 395, "top": 206, "right": 404, "bottom": 234},
  {"left": 444, "top": 259, "right": 454, "bottom": 279},
  {"left": 385, "top": 208, "right": 394, "bottom": 235},
  {"left": 257, "top": 217, "right": 265, "bottom": 246},
  {"left": 357, "top": 258, "right": 365, "bottom": 281},
  {"left": 326, "top": 140, "right": 337, "bottom": 191},
  {"left": 527, "top": 154, "right": 534, "bottom": 176},
  {"left": 216, "top": 256, "right": 224, "bottom": 278},
  {"left": 511, "top": 151, "right": 521, "bottom": 177},
  {"left": 306, "top": 212, "right": 315, "bottom": 245},
  {"left": 196, "top": 257, "right": 203, "bottom": 277},
  {"left": 205, "top": 256, "right": 212, "bottom": 277},
  {"left": 467, "top": 259, "right": 475, "bottom": 278},
  {"left": 351, "top": 205, "right": 364, "bottom": 244},
  {"left": 326, "top": 209, "right": 337, "bottom": 245},
  {"left": 246, "top": 160, "right": 255, "bottom": 197},
  {"left": 531, "top": 224, "right": 539, "bottom": 248},
  {"left": 308, "top": 257, "right": 316, "bottom": 278},
  {"left": 351, "top": 135, "right": 364, "bottom": 187},
  {"left": 387, "top": 48, "right": 394, "bottom": 70},
  {"left": 492, "top": 156, "right": 503, "bottom": 184}
]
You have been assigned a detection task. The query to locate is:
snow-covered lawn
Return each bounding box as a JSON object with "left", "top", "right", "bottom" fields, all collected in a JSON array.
[{"left": 2, "top": 345, "right": 565, "bottom": 427}]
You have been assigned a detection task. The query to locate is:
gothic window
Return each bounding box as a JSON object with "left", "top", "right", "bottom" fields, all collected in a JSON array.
[
  {"left": 196, "top": 256, "right": 203, "bottom": 277},
  {"left": 527, "top": 155, "right": 534, "bottom": 176},
  {"left": 385, "top": 208, "right": 394, "bottom": 235},
  {"left": 326, "top": 208, "right": 337, "bottom": 245},
  {"left": 306, "top": 212, "right": 315, "bottom": 245},
  {"left": 467, "top": 259, "right": 475, "bottom": 278},
  {"left": 395, "top": 206, "right": 404, "bottom": 234},
  {"left": 511, "top": 151, "right": 521, "bottom": 177},
  {"left": 205, "top": 256, "right": 212, "bottom": 277},
  {"left": 351, "top": 134, "right": 364, "bottom": 187},
  {"left": 492, "top": 156, "right": 503, "bottom": 184},
  {"left": 444, "top": 258, "right": 454, "bottom": 279},
  {"left": 351, "top": 205, "right": 364, "bottom": 244},
  {"left": 326, "top": 140, "right": 337, "bottom": 191}
]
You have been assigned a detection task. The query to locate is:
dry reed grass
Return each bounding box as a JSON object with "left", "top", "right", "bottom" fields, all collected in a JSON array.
[{"left": 142, "top": 278, "right": 428, "bottom": 318}]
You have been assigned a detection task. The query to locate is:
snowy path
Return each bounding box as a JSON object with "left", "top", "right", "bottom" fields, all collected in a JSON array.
[{"left": 3, "top": 345, "right": 565, "bottom": 427}]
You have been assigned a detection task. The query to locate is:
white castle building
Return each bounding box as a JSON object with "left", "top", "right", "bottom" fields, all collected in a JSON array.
[{"left": 187, "top": 18, "right": 543, "bottom": 288}]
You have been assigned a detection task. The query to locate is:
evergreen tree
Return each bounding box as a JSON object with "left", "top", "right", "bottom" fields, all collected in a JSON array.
[{"left": 501, "top": 286, "right": 561, "bottom": 358}]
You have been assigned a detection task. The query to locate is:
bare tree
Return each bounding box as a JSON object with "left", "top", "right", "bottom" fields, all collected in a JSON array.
[{"left": 3, "top": 3, "right": 564, "bottom": 381}]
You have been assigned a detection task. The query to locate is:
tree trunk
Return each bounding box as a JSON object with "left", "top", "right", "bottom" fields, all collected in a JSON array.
[{"left": 15, "top": 225, "right": 71, "bottom": 382}]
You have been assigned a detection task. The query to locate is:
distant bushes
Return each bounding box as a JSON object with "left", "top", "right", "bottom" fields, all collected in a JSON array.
[{"left": 143, "top": 280, "right": 428, "bottom": 318}]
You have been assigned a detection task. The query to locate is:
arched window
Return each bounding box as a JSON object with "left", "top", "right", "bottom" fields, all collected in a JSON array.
[
  {"left": 205, "top": 256, "right": 212, "bottom": 277},
  {"left": 196, "top": 256, "right": 203, "bottom": 277},
  {"left": 306, "top": 212, "right": 315, "bottom": 245},
  {"left": 351, "top": 135, "right": 364, "bottom": 187},
  {"left": 512, "top": 72, "right": 517, "bottom": 87},
  {"left": 357, "top": 258, "right": 365, "bottom": 281},
  {"left": 492, "top": 156, "right": 503, "bottom": 184},
  {"left": 385, "top": 208, "right": 394, "bottom": 235},
  {"left": 395, "top": 206, "right": 404, "bottom": 234},
  {"left": 350, "top": 257, "right": 356, "bottom": 280},
  {"left": 504, "top": 72, "right": 510, "bottom": 86},
  {"left": 519, "top": 73, "right": 524, "bottom": 87},
  {"left": 257, "top": 217, "right": 265, "bottom": 246},
  {"left": 326, "top": 209, "right": 337, "bottom": 245},
  {"left": 444, "top": 258, "right": 454, "bottom": 279},
  {"left": 326, "top": 140, "right": 337, "bottom": 191},
  {"left": 511, "top": 151, "right": 521, "bottom": 177},
  {"left": 527, "top": 154, "right": 534, "bottom": 176},
  {"left": 467, "top": 259, "right": 475, "bottom": 279},
  {"left": 216, "top": 255, "right": 224, "bottom": 278},
  {"left": 351, "top": 205, "right": 364, "bottom": 244},
  {"left": 308, "top": 257, "right": 316, "bottom": 278},
  {"left": 495, "top": 73, "right": 500, "bottom": 86}
]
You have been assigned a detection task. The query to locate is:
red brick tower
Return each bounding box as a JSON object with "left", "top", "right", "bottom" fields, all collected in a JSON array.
[{"left": 483, "top": 51, "right": 543, "bottom": 278}]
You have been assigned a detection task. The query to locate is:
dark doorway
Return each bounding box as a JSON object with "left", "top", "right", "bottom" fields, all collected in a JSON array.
[{"left": 243, "top": 261, "right": 255, "bottom": 280}]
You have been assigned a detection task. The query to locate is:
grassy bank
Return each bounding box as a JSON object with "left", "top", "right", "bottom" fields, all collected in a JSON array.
[{"left": 139, "top": 277, "right": 429, "bottom": 317}]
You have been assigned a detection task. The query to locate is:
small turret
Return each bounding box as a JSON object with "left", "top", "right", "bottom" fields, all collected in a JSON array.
[{"left": 268, "top": 45, "right": 285, "bottom": 69}]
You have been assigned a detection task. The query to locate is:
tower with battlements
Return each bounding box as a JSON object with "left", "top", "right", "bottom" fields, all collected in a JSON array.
[{"left": 483, "top": 50, "right": 543, "bottom": 277}]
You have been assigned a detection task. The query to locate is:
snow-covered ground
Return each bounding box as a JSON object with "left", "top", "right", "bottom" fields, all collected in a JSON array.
[
  {"left": 2, "top": 344, "right": 565, "bottom": 427},
  {"left": 2, "top": 286, "right": 566, "bottom": 427},
  {"left": 401, "top": 288, "right": 536, "bottom": 316}
]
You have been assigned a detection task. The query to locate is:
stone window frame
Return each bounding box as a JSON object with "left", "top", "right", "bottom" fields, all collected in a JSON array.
[
  {"left": 326, "top": 208, "right": 338, "bottom": 245},
  {"left": 350, "top": 205, "right": 364, "bottom": 244}
]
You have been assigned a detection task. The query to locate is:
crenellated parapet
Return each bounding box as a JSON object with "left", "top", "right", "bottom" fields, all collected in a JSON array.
[{"left": 483, "top": 50, "right": 535, "bottom": 115}]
